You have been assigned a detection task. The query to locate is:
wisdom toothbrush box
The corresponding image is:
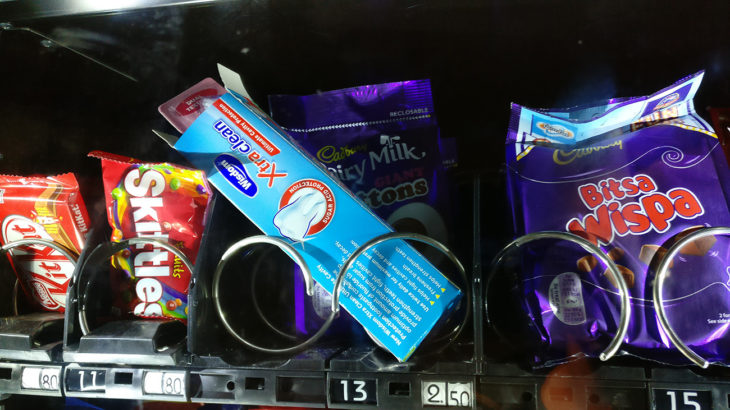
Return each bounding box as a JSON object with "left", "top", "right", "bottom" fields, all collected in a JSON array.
[{"left": 157, "top": 66, "right": 462, "bottom": 361}]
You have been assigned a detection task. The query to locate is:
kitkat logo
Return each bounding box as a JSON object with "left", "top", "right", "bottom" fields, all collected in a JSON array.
[
  {"left": 2, "top": 215, "right": 74, "bottom": 310},
  {"left": 566, "top": 174, "right": 704, "bottom": 245}
]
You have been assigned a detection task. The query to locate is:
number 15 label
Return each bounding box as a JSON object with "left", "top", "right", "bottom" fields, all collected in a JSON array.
[{"left": 653, "top": 389, "right": 711, "bottom": 410}]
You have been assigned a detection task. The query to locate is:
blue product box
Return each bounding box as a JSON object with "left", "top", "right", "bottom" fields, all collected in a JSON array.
[{"left": 161, "top": 68, "right": 462, "bottom": 361}]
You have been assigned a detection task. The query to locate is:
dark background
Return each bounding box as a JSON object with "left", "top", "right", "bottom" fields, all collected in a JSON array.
[
  {"left": 2, "top": 0, "right": 729, "bottom": 241},
  {"left": 2, "top": 0, "right": 729, "bottom": 173}
]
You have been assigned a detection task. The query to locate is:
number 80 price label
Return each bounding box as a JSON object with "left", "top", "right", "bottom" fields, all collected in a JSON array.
[
  {"left": 21, "top": 367, "right": 60, "bottom": 391},
  {"left": 143, "top": 371, "right": 185, "bottom": 396}
]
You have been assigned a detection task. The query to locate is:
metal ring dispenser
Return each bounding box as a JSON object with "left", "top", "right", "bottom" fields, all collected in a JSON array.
[
  {"left": 486, "top": 231, "right": 631, "bottom": 362},
  {"left": 214, "top": 231, "right": 469, "bottom": 355},
  {"left": 653, "top": 226, "right": 730, "bottom": 369},
  {"left": 1, "top": 239, "right": 79, "bottom": 315},
  {"left": 75, "top": 237, "right": 194, "bottom": 336}
]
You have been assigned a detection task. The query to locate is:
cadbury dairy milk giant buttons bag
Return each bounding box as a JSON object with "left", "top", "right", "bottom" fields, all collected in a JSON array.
[
  {"left": 268, "top": 81, "right": 460, "bottom": 337},
  {"left": 503, "top": 72, "right": 730, "bottom": 366}
]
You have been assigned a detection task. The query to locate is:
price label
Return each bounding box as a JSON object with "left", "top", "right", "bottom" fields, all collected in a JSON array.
[
  {"left": 422, "top": 381, "right": 472, "bottom": 407},
  {"left": 330, "top": 378, "right": 377, "bottom": 405},
  {"left": 653, "top": 389, "right": 712, "bottom": 410},
  {"left": 143, "top": 371, "right": 185, "bottom": 396},
  {"left": 66, "top": 369, "right": 106, "bottom": 393},
  {"left": 21, "top": 367, "right": 60, "bottom": 391}
]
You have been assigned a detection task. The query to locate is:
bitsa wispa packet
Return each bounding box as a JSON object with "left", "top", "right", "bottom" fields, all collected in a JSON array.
[
  {"left": 268, "top": 81, "right": 459, "bottom": 339},
  {"left": 505, "top": 72, "right": 730, "bottom": 366},
  {"left": 91, "top": 151, "right": 212, "bottom": 322}
]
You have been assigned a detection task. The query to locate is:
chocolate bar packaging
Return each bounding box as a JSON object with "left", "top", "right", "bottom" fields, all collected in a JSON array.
[
  {"left": 505, "top": 72, "right": 730, "bottom": 365},
  {"left": 268, "top": 80, "right": 455, "bottom": 244},
  {"left": 0, "top": 173, "right": 90, "bottom": 312},
  {"left": 268, "top": 80, "right": 457, "bottom": 337},
  {"left": 91, "top": 151, "right": 212, "bottom": 322}
]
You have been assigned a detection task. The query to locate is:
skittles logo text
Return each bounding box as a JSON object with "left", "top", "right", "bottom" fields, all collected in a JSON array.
[
  {"left": 566, "top": 174, "right": 704, "bottom": 245},
  {"left": 123, "top": 168, "right": 175, "bottom": 317}
]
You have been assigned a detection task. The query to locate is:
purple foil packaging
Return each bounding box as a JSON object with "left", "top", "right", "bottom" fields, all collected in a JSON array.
[
  {"left": 269, "top": 80, "right": 458, "bottom": 337},
  {"left": 505, "top": 72, "right": 730, "bottom": 366},
  {"left": 268, "top": 80, "right": 455, "bottom": 239}
]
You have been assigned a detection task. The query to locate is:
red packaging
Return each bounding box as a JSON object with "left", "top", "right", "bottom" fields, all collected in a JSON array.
[
  {"left": 90, "top": 151, "right": 211, "bottom": 322},
  {"left": 0, "top": 173, "right": 90, "bottom": 312}
]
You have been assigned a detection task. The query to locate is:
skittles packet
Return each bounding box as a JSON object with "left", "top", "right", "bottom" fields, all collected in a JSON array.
[
  {"left": 90, "top": 151, "right": 212, "bottom": 322},
  {"left": 0, "top": 173, "right": 90, "bottom": 312},
  {"left": 505, "top": 72, "right": 730, "bottom": 366}
]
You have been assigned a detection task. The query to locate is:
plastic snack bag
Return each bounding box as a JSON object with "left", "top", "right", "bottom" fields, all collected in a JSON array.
[
  {"left": 91, "top": 151, "right": 212, "bottom": 322},
  {"left": 505, "top": 72, "right": 730, "bottom": 366}
]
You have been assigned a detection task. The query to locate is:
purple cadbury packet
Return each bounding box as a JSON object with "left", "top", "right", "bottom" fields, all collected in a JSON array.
[
  {"left": 269, "top": 80, "right": 457, "bottom": 337},
  {"left": 505, "top": 72, "right": 730, "bottom": 366}
]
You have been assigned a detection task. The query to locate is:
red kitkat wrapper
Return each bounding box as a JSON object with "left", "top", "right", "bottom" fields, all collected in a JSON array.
[
  {"left": 0, "top": 173, "right": 90, "bottom": 312},
  {"left": 90, "top": 151, "right": 212, "bottom": 322}
]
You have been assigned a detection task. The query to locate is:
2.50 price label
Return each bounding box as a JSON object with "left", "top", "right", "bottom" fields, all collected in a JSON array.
[
  {"left": 330, "top": 379, "right": 377, "bottom": 405},
  {"left": 422, "top": 381, "right": 472, "bottom": 407},
  {"left": 21, "top": 367, "right": 60, "bottom": 391}
]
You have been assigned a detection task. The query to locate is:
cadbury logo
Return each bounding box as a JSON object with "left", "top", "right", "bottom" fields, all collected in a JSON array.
[
  {"left": 316, "top": 144, "right": 366, "bottom": 164},
  {"left": 654, "top": 92, "right": 680, "bottom": 111},
  {"left": 553, "top": 140, "right": 623, "bottom": 165},
  {"left": 537, "top": 122, "right": 574, "bottom": 139}
]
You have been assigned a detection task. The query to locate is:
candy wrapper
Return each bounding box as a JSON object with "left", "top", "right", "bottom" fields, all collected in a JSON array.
[
  {"left": 268, "top": 80, "right": 456, "bottom": 243},
  {"left": 505, "top": 72, "right": 730, "bottom": 366},
  {"left": 0, "top": 173, "right": 90, "bottom": 312},
  {"left": 90, "top": 151, "right": 212, "bottom": 322},
  {"left": 268, "top": 80, "right": 457, "bottom": 336}
]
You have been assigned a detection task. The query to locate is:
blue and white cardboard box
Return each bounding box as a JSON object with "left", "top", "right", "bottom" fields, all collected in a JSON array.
[{"left": 159, "top": 66, "right": 462, "bottom": 361}]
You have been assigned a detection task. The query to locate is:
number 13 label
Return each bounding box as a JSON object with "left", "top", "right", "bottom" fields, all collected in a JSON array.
[{"left": 330, "top": 379, "right": 377, "bottom": 405}]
